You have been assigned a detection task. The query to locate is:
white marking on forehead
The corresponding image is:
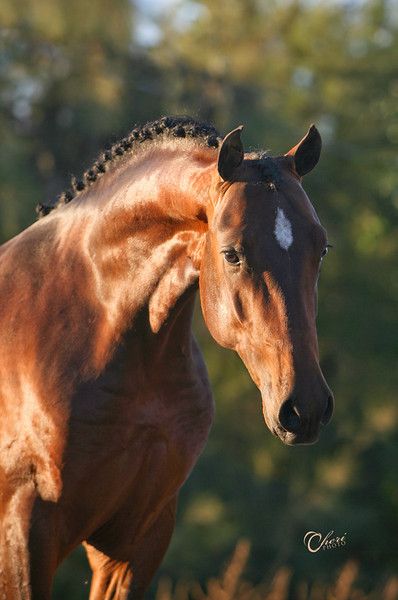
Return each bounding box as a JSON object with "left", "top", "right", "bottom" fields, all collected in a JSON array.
[{"left": 274, "top": 208, "right": 293, "bottom": 250}]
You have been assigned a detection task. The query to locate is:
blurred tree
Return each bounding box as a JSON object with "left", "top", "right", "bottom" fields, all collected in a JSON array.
[{"left": 0, "top": 0, "right": 165, "bottom": 238}]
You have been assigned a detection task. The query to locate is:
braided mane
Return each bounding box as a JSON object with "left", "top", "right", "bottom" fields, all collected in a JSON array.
[{"left": 36, "top": 116, "right": 220, "bottom": 219}]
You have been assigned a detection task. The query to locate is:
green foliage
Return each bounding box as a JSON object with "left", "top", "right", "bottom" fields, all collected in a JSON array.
[{"left": 1, "top": 0, "right": 397, "bottom": 597}]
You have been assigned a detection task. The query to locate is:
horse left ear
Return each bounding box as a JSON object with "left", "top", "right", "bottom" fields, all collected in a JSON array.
[
  {"left": 217, "top": 126, "right": 244, "bottom": 181},
  {"left": 285, "top": 125, "right": 322, "bottom": 176}
]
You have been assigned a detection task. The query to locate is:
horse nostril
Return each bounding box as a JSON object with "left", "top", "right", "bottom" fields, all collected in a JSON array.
[
  {"left": 278, "top": 396, "right": 301, "bottom": 433},
  {"left": 321, "top": 394, "right": 334, "bottom": 425}
]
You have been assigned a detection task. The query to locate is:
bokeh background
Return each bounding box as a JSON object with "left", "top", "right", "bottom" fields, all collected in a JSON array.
[{"left": 1, "top": 0, "right": 397, "bottom": 598}]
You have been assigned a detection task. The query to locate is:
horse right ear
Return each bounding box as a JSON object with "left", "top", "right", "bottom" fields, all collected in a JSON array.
[{"left": 217, "top": 126, "right": 244, "bottom": 181}]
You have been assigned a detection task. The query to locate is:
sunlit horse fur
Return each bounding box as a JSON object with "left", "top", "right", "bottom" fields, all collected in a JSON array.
[{"left": 0, "top": 116, "right": 333, "bottom": 598}]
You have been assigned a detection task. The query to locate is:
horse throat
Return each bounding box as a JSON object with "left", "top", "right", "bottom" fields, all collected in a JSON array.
[{"left": 148, "top": 230, "right": 204, "bottom": 333}]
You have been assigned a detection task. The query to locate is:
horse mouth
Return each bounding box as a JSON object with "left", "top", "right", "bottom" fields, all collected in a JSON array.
[{"left": 272, "top": 425, "right": 319, "bottom": 446}]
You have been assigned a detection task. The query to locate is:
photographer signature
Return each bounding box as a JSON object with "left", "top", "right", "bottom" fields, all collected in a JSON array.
[{"left": 303, "top": 530, "right": 347, "bottom": 553}]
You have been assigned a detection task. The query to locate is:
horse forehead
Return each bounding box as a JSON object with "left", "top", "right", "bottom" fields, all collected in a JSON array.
[
  {"left": 214, "top": 176, "right": 320, "bottom": 242},
  {"left": 215, "top": 182, "right": 274, "bottom": 232}
]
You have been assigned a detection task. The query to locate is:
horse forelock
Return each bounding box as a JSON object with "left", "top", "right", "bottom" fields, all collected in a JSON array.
[{"left": 36, "top": 116, "right": 221, "bottom": 219}]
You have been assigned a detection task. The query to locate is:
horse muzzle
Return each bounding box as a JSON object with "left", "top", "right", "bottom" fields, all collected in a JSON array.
[{"left": 264, "top": 388, "right": 334, "bottom": 446}]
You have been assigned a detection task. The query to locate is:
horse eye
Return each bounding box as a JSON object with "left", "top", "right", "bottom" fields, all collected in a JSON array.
[
  {"left": 223, "top": 249, "right": 240, "bottom": 265},
  {"left": 321, "top": 244, "right": 333, "bottom": 260}
]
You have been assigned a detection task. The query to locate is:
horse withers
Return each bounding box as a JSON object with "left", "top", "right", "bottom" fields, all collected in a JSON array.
[{"left": 0, "top": 116, "right": 333, "bottom": 598}]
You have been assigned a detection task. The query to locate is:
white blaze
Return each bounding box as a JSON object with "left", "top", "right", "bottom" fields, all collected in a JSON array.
[{"left": 274, "top": 208, "right": 293, "bottom": 250}]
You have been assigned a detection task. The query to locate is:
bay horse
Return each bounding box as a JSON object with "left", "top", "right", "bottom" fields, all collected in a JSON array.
[{"left": 0, "top": 116, "right": 333, "bottom": 598}]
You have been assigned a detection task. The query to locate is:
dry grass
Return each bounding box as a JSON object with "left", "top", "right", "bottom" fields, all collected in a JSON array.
[{"left": 155, "top": 540, "right": 398, "bottom": 600}]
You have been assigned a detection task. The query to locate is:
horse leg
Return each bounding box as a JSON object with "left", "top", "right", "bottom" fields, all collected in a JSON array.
[
  {"left": 128, "top": 495, "right": 177, "bottom": 599},
  {"left": 0, "top": 486, "right": 33, "bottom": 600},
  {"left": 85, "top": 496, "right": 177, "bottom": 600},
  {"left": 0, "top": 487, "right": 58, "bottom": 600},
  {"left": 28, "top": 498, "right": 59, "bottom": 599},
  {"left": 84, "top": 547, "right": 133, "bottom": 600}
]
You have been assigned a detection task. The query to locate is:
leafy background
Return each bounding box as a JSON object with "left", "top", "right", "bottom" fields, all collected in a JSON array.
[{"left": 0, "top": 0, "right": 397, "bottom": 597}]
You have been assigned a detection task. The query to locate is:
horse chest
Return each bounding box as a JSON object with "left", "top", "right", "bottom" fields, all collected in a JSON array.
[
  {"left": 68, "top": 347, "right": 214, "bottom": 494},
  {"left": 153, "top": 377, "right": 214, "bottom": 467},
  {"left": 58, "top": 365, "right": 213, "bottom": 548},
  {"left": 112, "top": 370, "right": 214, "bottom": 471}
]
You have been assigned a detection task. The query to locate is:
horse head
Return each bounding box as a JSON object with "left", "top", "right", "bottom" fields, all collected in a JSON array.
[{"left": 199, "top": 125, "right": 334, "bottom": 445}]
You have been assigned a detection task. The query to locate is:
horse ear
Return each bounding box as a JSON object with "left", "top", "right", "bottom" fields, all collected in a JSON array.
[
  {"left": 285, "top": 125, "right": 322, "bottom": 176},
  {"left": 217, "top": 126, "right": 244, "bottom": 181}
]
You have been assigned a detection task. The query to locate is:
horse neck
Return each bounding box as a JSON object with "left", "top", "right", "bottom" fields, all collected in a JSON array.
[{"left": 78, "top": 143, "right": 214, "bottom": 352}]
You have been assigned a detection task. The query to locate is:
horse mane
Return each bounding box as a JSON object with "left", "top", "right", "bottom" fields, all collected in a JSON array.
[{"left": 36, "top": 116, "right": 221, "bottom": 219}]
